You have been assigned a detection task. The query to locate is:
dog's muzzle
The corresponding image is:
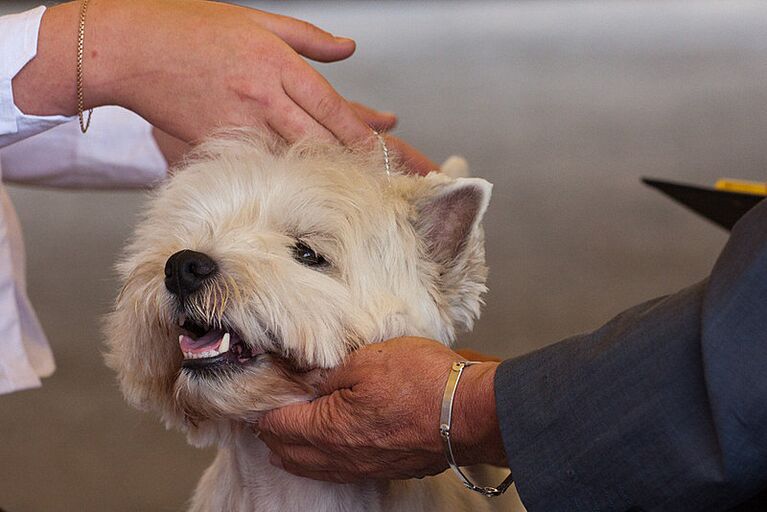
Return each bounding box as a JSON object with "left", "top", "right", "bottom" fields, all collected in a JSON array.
[{"left": 165, "top": 249, "right": 268, "bottom": 372}]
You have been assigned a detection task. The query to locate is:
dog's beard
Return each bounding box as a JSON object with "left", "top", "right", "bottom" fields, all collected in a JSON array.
[
  {"left": 167, "top": 291, "right": 320, "bottom": 424},
  {"left": 174, "top": 355, "right": 317, "bottom": 426}
]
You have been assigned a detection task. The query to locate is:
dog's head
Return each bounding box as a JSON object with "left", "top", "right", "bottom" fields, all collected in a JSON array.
[{"left": 105, "top": 134, "right": 491, "bottom": 443}]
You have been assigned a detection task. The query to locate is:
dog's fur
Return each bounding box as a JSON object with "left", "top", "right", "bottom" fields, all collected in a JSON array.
[{"left": 105, "top": 133, "right": 525, "bottom": 511}]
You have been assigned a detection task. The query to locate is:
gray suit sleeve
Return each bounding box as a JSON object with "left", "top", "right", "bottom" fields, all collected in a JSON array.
[{"left": 495, "top": 199, "right": 767, "bottom": 512}]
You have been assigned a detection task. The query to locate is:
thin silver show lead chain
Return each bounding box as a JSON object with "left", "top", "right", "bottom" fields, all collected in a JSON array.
[{"left": 372, "top": 130, "right": 391, "bottom": 179}]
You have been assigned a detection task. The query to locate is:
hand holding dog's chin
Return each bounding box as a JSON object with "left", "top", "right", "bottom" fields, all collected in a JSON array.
[
  {"left": 258, "top": 337, "right": 508, "bottom": 483},
  {"left": 13, "top": 0, "right": 395, "bottom": 145}
]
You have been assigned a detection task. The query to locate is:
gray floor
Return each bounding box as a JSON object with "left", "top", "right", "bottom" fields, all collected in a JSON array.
[{"left": 2, "top": 1, "right": 767, "bottom": 510}]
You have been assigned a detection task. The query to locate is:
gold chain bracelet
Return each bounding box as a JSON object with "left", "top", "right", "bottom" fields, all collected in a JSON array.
[{"left": 77, "top": 0, "right": 94, "bottom": 133}]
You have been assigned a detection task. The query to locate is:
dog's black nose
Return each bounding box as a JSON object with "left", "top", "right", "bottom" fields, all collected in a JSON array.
[{"left": 164, "top": 250, "right": 217, "bottom": 297}]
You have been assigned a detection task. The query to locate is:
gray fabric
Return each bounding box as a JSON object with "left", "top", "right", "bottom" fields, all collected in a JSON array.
[{"left": 495, "top": 199, "right": 767, "bottom": 512}]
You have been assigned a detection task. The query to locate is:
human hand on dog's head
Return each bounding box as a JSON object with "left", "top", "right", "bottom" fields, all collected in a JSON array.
[
  {"left": 14, "top": 0, "right": 396, "bottom": 145},
  {"left": 150, "top": 106, "right": 440, "bottom": 175},
  {"left": 384, "top": 135, "right": 440, "bottom": 176},
  {"left": 258, "top": 337, "right": 508, "bottom": 483}
]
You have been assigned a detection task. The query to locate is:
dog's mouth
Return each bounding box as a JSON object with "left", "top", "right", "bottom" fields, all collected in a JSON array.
[{"left": 177, "top": 314, "right": 266, "bottom": 370}]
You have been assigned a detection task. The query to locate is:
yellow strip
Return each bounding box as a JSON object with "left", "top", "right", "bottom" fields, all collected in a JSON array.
[{"left": 714, "top": 179, "right": 767, "bottom": 196}]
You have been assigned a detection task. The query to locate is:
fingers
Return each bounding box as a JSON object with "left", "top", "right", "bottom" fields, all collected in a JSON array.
[
  {"left": 267, "top": 93, "right": 336, "bottom": 143},
  {"left": 259, "top": 402, "right": 316, "bottom": 445},
  {"left": 349, "top": 102, "right": 397, "bottom": 132},
  {"left": 252, "top": 10, "right": 356, "bottom": 63},
  {"left": 281, "top": 66, "right": 374, "bottom": 146},
  {"left": 262, "top": 436, "right": 377, "bottom": 483},
  {"left": 315, "top": 361, "right": 363, "bottom": 397},
  {"left": 385, "top": 135, "right": 439, "bottom": 176},
  {"left": 271, "top": 452, "right": 362, "bottom": 483},
  {"left": 260, "top": 391, "right": 345, "bottom": 444},
  {"left": 260, "top": 385, "right": 359, "bottom": 445},
  {"left": 267, "top": 96, "right": 395, "bottom": 144},
  {"left": 262, "top": 437, "right": 339, "bottom": 475}
]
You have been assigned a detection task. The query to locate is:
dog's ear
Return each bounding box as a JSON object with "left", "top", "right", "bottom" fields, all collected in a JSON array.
[
  {"left": 413, "top": 176, "right": 492, "bottom": 337},
  {"left": 415, "top": 177, "right": 492, "bottom": 266}
]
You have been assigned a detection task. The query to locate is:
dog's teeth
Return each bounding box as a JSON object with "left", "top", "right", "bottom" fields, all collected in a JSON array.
[
  {"left": 178, "top": 314, "right": 186, "bottom": 327},
  {"left": 180, "top": 334, "right": 232, "bottom": 361},
  {"left": 219, "top": 333, "right": 230, "bottom": 354}
]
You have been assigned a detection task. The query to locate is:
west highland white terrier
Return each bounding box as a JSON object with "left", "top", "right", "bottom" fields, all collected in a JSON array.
[{"left": 105, "top": 133, "right": 525, "bottom": 511}]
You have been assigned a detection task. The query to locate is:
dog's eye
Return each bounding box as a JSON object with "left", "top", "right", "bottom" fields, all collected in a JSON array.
[{"left": 292, "top": 242, "right": 327, "bottom": 267}]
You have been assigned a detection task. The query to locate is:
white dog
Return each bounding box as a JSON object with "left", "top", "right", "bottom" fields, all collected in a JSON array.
[{"left": 105, "top": 133, "right": 526, "bottom": 511}]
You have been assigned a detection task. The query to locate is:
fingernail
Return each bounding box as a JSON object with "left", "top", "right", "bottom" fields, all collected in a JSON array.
[{"left": 334, "top": 36, "right": 355, "bottom": 45}]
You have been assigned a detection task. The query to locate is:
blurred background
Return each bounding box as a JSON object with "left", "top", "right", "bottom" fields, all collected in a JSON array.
[{"left": 1, "top": 1, "right": 766, "bottom": 510}]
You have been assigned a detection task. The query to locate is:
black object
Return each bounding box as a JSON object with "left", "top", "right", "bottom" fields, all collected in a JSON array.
[
  {"left": 643, "top": 178, "right": 765, "bottom": 231},
  {"left": 164, "top": 249, "right": 217, "bottom": 297}
]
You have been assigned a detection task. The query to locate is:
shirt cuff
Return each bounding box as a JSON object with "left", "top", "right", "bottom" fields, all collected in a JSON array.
[
  {"left": 0, "top": 6, "right": 75, "bottom": 149},
  {"left": 0, "top": 106, "right": 168, "bottom": 189}
]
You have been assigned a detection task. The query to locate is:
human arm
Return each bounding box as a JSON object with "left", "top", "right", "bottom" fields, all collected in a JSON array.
[
  {"left": 5, "top": 1, "right": 395, "bottom": 148},
  {"left": 1, "top": 2, "right": 438, "bottom": 183},
  {"left": 259, "top": 337, "right": 507, "bottom": 483},
  {"left": 493, "top": 198, "right": 767, "bottom": 511},
  {"left": 0, "top": 7, "right": 75, "bottom": 148},
  {"left": 260, "top": 199, "right": 767, "bottom": 510}
]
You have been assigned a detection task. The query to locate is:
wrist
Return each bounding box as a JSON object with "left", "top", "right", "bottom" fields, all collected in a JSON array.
[
  {"left": 12, "top": 2, "right": 80, "bottom": 116},
  {"left": 450, "top": 361, "right": 508, "bottom": 467},
  {"left": 11, "top": 0, "right": 134, "bottom": 116},
  {"left": 77, "top": 0, "right": 145, "bottom": 110}
]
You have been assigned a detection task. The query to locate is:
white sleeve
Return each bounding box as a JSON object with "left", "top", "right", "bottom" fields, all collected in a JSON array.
[
  {"left": 0, "top": 106, "right": 168, "bottom": 189},
  {"left": 0, "top": 6, "right": 75, "bottom": 148}
]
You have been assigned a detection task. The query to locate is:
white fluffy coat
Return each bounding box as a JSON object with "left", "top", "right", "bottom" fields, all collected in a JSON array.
[{"left": 105, "top": 133, "right": 526, "bottom": 511}]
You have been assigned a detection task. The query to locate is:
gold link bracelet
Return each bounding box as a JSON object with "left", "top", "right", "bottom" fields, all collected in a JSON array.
[{"left": 77, "top": 0, "right": 94, "bottom": 133}]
